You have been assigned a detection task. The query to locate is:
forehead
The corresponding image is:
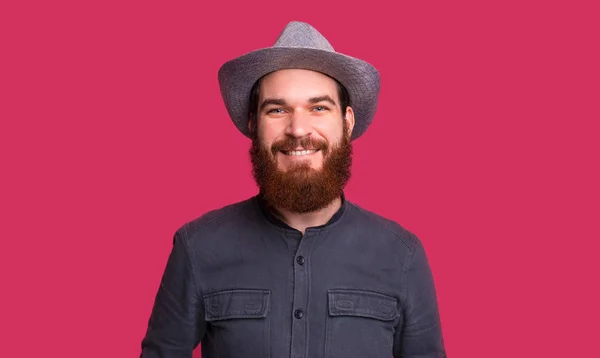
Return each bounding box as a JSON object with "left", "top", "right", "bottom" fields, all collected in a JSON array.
[{"left": 259, "top": 69, "right": 338, "bottom": 99}]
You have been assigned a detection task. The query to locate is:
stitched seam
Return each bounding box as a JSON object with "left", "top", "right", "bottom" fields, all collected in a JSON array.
[
  {"left": 327, "top": 288, "right": 397, "bottom": 301},
  {"left": 397, "top": 247, "right": 415, "bottom": 329},
  {"left": 182, "top": 223, "right": 203, "bottom": 299},
  {"left": 403, "top": 319, "right": 441, "bottom": 336},
  {"left": 255, "top": 196, "right": 350, "bottom": 234},
  {"left": 207, "top": 313, "right": 267, "bottom": 320},
  {"left": 178, "top": 224, "right": 203, "bottom": 344},
  {"left": 328, "top": 311, "right": 395, "bottom": 321},
  {"left": 204, "top": 290, "right": 270, "bottom": 320},
  {"left": 304, "top": 233, "right": 319, "bottom": 358},
  {"left": 204, "top": 289, "right": 270, "bottom": 298},
  {"left": 328, "top": 289, "right": 397, "bottom": 321},
  {"left": 182, "top": 201, "right": 248, "bottom": 301}
]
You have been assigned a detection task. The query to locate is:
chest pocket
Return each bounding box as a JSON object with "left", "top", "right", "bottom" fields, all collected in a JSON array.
[
  {"left": 203, "top": 289, "right": 271, "bottom": 358},
  {"left": 325, "top": 289, "right": 398, "bottom": 358}
]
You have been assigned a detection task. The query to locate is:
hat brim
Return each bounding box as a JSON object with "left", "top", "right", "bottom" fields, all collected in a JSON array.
[{"left": 218, "top": 47, "right": 380, "bottom": 141}]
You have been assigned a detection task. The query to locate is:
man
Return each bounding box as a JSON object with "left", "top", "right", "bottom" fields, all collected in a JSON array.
[{"left": 140, "top": 21, "right": 446, "bottom": 357}]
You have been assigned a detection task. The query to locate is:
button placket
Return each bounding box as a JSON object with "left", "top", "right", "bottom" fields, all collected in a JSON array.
[{"left": 289, "top": 231, "right": 317, "bottom": 358}]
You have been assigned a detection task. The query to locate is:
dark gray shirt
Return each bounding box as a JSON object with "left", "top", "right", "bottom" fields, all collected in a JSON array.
[{"left": 140, "top": 193, "right": 446, "bottom": 357}]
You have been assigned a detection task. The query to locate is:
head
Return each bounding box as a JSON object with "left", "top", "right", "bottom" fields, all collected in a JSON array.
[{"left": 248, "top": 68, "right": 355, "bottom": 213}]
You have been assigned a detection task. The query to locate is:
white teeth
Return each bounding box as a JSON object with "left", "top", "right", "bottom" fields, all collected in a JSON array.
[{"left": 286, "top": 150, "right": 317, "bottom": 156}]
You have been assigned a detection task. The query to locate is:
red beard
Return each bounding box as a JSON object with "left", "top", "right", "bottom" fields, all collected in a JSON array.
[{"left": 249, "top": 128, "right": 353, "bottom": 214}]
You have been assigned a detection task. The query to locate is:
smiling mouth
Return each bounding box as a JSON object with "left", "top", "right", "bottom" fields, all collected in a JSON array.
[{"left": 281, "top": 149, "right": 319, "bottom": 156}]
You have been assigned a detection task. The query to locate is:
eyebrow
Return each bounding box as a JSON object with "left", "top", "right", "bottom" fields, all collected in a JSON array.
[
  {"left": 259, "top": 95, "right": 337, "bottom": 112},
  {"left": 259, "top": 98, "right": 286, "bottom": 112},
  {"left": 308, "top": 95, "right": 337, "bottom": 106}
]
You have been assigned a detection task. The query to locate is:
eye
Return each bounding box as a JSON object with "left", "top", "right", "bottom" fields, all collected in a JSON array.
[
  {"left": 266, "top": 108, "right": 285, "bottom": 114},
  {"left": 313, "top": 106, "right": 329, "bottom": 112}
]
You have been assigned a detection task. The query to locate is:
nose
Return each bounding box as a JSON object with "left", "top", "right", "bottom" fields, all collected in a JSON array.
[{"left": 284, "top": 109, "right": 312, "bottom": 138}]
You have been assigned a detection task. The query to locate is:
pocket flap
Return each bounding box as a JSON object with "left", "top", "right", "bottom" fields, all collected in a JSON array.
[
  {"left": 328, "top": 289, "right": 398, "bottom": 321},
  {"left": 204, "top": 289, "right": 270, "bottom": 321}
]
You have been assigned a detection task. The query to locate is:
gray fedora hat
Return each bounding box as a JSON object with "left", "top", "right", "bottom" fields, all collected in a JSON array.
[{"left": 217, "top": 21, "right": 381, "bottom": 141}]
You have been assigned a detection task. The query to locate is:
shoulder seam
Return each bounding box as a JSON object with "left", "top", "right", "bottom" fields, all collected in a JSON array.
[{"left": 179, "top": 225, "right": 204, "bottom": 301}]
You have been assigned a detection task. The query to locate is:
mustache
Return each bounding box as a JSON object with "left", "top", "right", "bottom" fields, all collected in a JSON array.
[{"left": 270, "top": 137, "right": 328, "bottom": 154}]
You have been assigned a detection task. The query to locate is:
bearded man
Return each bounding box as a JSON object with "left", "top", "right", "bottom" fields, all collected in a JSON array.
[{"left": 140, "top": 21, "right": 446, "bottom": 358}]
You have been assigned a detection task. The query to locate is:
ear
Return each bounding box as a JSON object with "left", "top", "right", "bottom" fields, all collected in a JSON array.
[
  {"left": 248, "top": 116, "right": 255, "bottom": 135},
  {"left": 344, "top": 106, "right": 355, "bottom": 137}
]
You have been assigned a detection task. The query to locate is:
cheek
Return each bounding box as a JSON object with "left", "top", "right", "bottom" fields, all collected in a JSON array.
[
  {"left": 258, "top": 123, "right": 282, "bottom": 143},
  {"left": 314, "top": 120, "right": 344, "bottom": 140}
]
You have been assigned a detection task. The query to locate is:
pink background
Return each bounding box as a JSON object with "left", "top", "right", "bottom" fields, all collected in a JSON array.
[{"left": 1, "top": 0, "right": 599, "bottom": 357}]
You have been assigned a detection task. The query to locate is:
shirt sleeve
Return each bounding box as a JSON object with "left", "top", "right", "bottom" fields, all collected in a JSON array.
[
  {"left": 393, "top": 239, "right": 446, "bottom": 357},
  {"left": 140, "top": 227, "right": 206, "bottom": 357}
]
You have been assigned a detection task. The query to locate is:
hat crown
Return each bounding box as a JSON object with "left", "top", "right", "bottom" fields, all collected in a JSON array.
[{"left": 273, "top": 21, "right": 334, "bottom": 52}]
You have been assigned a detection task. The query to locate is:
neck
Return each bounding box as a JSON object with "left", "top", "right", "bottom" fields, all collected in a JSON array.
[{"left": 269, "top": 196, "right": 343, "bottom": 235}]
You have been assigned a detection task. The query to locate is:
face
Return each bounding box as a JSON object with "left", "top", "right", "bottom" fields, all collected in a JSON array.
[{"left": 248, "top": 69, "right": 356, "bottom": 213}]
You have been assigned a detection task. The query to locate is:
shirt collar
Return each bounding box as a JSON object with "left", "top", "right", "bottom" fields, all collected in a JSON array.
[{"left": 256, "top": 191, "right": 347, "bottom": 231}]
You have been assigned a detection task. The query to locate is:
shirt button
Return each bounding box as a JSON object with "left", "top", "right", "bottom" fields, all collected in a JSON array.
[
  {"left": 296, "top": 256, "right": 305, "bottom": 265},
  {"left": 294, "top": 309, "right": 304, "bottom": 319}
]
